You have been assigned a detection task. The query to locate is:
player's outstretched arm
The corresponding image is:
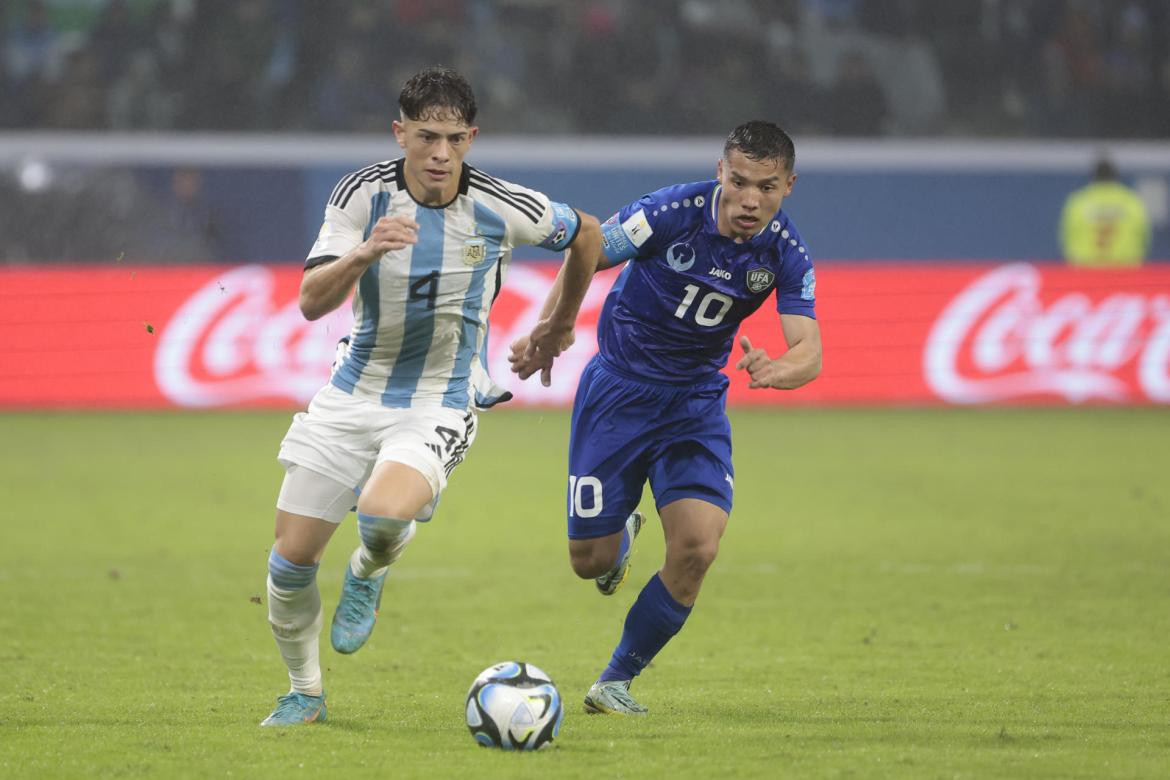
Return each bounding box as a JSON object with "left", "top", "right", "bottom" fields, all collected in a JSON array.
[
  {"left": 299, "top": 215, "right": 419, "bottom": 320},
  {"left": 510, "top": 212, "right": 602, "bottom": 386},
  {"left": 735, "top": 314, "right": 822, "bottom": 390}
]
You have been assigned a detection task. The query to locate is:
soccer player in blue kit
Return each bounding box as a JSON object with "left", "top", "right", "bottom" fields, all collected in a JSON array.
[{"left": 512, "top": 121, "right": 822, "bottom": 715}]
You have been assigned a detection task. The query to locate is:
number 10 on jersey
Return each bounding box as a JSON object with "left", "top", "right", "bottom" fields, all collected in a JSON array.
[{"left": 675, "top": 284, "right": 732, "bottom": 326}]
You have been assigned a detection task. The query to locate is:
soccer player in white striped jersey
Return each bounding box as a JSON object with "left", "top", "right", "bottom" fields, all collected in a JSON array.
[{"left": 260, "top": 66, "right": 601, "bottom": 726}]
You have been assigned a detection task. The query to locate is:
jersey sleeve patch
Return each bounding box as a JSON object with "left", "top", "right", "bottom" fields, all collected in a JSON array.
[
  {"left": 622, "top": 209, "right": 653, "bottom": 247},
  {"left": 600, "top": 214, "right": 634, "bottom": 262},
  {"left": 536, "top": 201, "right": 580, "bottom": 251},
  {"left": 775, "top": 238, "right": 816, "bottom": 317},
  {"left": 800, "top": 268, "right": 816, "bottom": 300},
  {"left": 601, "top": 208, "right": 653, "bottom": 263}
]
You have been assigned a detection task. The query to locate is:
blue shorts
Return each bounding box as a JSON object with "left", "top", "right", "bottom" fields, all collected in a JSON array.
[{"left": 566, "top": 355, "right": 733, "bottom": 540}]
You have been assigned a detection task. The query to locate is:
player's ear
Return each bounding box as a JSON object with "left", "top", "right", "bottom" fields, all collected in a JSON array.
[
  {"left": 784, "top": 172, "right": 797, "bottom": 195},
  {"left": 392, "top": 120, "right": 406, "bottom": 149},
  {"left": 716, "top": 157, "right": 724, "bottom": 181},
  {"left": 466, "top": 126, "right": 479, "bottom": 145}
]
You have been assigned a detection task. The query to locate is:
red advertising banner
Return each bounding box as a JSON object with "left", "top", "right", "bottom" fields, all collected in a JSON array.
[{"left": 1, "top": 262, "right": 1168, "bottom": 409}]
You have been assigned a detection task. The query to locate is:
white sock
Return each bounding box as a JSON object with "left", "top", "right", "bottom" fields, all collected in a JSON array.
[
  {"left": 350, "top": 516, "right": 416, "bottom": 579},
  {"left": 267, "top": 576, "right": 323, "bottom": 696}
]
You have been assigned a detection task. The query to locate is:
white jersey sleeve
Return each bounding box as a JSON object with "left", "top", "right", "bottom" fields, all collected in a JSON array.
[
  {"left": 465, "top": 167, "right": 580, "bottom": 253},
  {"left": 305, "top": 175, "right": 372, "bottom": 268}
]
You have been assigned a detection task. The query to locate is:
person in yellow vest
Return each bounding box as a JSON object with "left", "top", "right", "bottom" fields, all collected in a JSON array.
[{"left": 1059, "top": 156, "right": 1151, "bottom": 267}]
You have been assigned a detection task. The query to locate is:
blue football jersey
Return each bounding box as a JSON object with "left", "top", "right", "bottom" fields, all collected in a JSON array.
[{"left": 597, "top": 180, "right": 816, "bottom": 383}]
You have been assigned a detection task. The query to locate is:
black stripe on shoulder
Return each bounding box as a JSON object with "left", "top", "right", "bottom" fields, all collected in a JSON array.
[
  {"left": 468, "top": 174, "right": 541, "bottom": 220},
  {"left": 304, "top": 254, "right": 339, "bottom": 270},
  {"left": 328, "top": 160, "right": 390, "bottom": 206},
  {"left": 467, "top": 169, "right": 543, "bottom": 213},
  {"left": 328, "top": 162, "right": 377, "bottom": 207},
  {"left": 468, "top": 172, "right": 545, "bottom": 222},
  {"left": 468, "top": 168, "right": 542, "bottom": 212},
  {"left": 332, "top": 159, "right": 401, "bottom": 209},
  {"left": 334, "top": 159, "right": 399, "bottom": 209},
  {"left": 469, "top": 179, "right": 542, "bottom": 224}
]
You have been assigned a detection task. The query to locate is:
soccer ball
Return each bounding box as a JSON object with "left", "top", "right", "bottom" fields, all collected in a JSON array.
[{"left": 465, "top": 661, "right": 563, "bottom": 750}]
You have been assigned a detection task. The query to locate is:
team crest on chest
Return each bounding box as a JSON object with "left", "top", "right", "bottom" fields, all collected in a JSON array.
[
  {"left": 746, "top": 267, "right": 775, "bottom": 293},
  {"left": 665, "top": 242, "right": 696, "bottom": 272},
  {"left": 463, "top": 237, "right": 487, "bottom": 266}
]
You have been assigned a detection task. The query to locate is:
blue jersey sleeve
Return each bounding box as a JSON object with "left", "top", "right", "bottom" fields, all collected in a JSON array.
[
  {"left": 774, "top": 226, "right": 816, "bottom": 319},
  {"left": 600, "top": 200, "right": 656, "bottom": 264},
  {"left": 600, "top": 182, "right": 712, "bottom": 265}
]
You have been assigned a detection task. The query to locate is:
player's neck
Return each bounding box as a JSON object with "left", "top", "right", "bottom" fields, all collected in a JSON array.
[{"left": 402, "top": 173, "right": 460, "bottom": 207}]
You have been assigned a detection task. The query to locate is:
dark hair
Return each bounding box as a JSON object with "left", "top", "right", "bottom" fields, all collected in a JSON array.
[
  {"left": 1092, "top": 155, "right": 1118, "bottom": 181},
  {"left": 398, "top": 66, "right": 478, "bottom": 125},
  {"left": 724, "top": 121, "right": 795, "bottom": 171}
]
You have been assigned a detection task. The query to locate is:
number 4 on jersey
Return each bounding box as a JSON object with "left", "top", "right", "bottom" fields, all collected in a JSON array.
[{"left": 409, "top": 271, "right": 439, "bottom": 310}]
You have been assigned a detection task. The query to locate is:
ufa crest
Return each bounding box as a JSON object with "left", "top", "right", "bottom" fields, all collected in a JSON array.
[{"left": 746, "top": 267, "right": 775, "bottom": 293}]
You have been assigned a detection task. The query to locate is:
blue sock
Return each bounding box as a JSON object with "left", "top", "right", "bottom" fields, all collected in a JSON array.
[{"left": 598, "top": 573, "right": 692, "bottom": 682}]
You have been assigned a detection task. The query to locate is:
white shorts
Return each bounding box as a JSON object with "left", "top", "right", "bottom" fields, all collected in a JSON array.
[{"left": 278, "top": 383, "right": 478, "bottom": 505}]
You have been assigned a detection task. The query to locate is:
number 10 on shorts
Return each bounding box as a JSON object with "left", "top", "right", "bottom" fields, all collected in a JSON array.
[{"left": 568, "top": 475, "right": 603, "bottom": 518}]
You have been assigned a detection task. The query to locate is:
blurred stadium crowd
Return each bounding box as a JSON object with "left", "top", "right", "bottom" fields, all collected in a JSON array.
[{"left": 2, "top": 0, "right": 1169, "bottom": 138}]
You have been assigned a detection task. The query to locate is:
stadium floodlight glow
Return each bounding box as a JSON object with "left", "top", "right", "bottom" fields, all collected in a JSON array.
[{"left": 18, "top": 158, "right": 52, "bottom": 192}]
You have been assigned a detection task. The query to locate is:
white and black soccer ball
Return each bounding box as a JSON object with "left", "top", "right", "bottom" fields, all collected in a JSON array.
[{"left": 465, "top": 661, "right": 563, "bottom": 750}]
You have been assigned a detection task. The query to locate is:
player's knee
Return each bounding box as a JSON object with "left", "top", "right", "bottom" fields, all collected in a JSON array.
[
  {"left": 568, "top": 542, "right": 609, "bottom": 579},
  {"left": 357, "top": 495, "right": 409, "bottom": 521},
  {"left": 272, "top": 521, "right": 329, "bottom": 567},
  {"left": 356, "top": 512, "right": 413, "bottom": 554},
  {"left": 568, "top": 547, "right": 598, "bottom": 579},
  {"left": 669, "top": 537, "right": 720, "bottom": 579},
  {"left": 356, "top": 487, "right": 432, "bottom": 524}
]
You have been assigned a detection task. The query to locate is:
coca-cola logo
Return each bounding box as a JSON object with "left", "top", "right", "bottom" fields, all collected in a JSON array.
[
  {"left": 155, "top": 265, "right": 351, "bottom": 406},
  {"left": 924, "top": 263, "right": 1170, "bottom": 403},
  {"left": 154, "top": 264, "right": 617, "bottom": 409}
]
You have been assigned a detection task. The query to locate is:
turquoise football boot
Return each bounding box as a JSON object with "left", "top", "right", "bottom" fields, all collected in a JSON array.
[
  {"left": 330, "top": 566, "right": 387, "bottom": 654},
  {"left": 260, "top": 691, "right": 327, "bottom": 726}
]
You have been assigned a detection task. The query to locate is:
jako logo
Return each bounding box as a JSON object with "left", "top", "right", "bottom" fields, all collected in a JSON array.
[
  {"left": 665, "top": 242, "right": 696, "bottom": 272},
  {"left": 708, "top": 266, "right": 731, "bottom": 280}
]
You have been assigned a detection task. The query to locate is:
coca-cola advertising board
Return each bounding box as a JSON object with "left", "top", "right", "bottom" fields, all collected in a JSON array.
[{"left": 1, "top": 262, "right": 1167, "bottom": 409}]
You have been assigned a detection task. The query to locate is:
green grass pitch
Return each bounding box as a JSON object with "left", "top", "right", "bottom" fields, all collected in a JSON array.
[{"left": 1, "top": 408, "right": 1168, "bottom": 778}]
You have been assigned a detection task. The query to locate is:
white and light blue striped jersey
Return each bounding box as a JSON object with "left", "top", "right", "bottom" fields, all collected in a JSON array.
[{"left": 307, "top": 158, "right": 580, "bottom": 410}]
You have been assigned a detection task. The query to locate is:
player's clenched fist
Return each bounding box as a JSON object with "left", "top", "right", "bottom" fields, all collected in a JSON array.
[
  {"left": 735, "top": 335, "right": 780, "bottom": 389},
  {"left": 360, "top": 215, "right": 419, "bottom": 261}
]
